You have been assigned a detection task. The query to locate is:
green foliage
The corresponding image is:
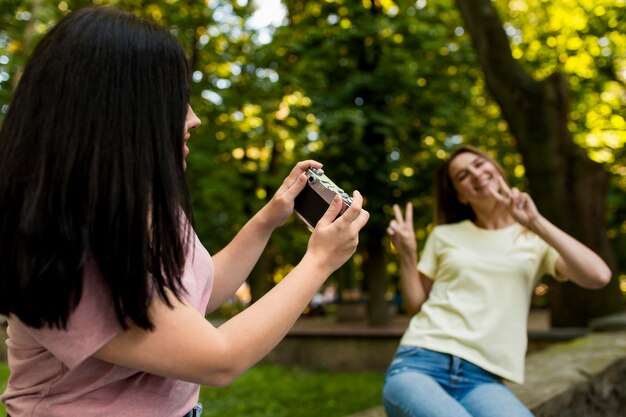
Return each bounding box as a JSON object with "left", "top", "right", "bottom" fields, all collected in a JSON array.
[
  {"left": 1, "top": 0, "right": 625, "bottom": 304},
  {"left": 268, "top": 0, "right": 483, "bottom": 236},
  {"left": 495, "top": 0, "right": 626, "bottom": 161},
  {"left": 199, "top": 363, "right": 384, "bottom": 417},
  {"left": 491, "top": 0, "right": 626, "bottom": 278},
  {"left": 0, "top": 362, "right": 7, "bottom": 414}
]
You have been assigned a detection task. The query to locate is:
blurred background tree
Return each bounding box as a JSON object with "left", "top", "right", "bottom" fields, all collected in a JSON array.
[{"left": 1, "top": 0, "right": 624, "bottom": 327}]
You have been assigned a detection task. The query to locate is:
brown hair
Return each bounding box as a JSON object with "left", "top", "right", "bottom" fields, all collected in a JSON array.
[{"left": 433, "top": 145, "right": 507, "bottom": 225}]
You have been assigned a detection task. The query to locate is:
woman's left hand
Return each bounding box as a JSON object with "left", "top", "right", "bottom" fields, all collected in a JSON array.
[
  {"left": 489, "top": 175, "right": 611, "bottom": 288},
  {"left": 489, "top": 176, "right": 541, "bottom": 229},
  {"left": 262, "top": 160, "right": 323, "bottom": 229}
]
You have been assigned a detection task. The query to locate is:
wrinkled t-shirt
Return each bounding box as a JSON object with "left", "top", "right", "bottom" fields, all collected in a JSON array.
[
  {"left": 1, "top": 232, "right": 214, "bottom": 417},
  {"left": 400, "top": 220, "right": 560, "bottom": 384}
]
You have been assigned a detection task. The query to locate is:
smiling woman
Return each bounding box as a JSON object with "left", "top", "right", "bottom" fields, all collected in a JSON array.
[
  {"left": 383, "top": 144, "right": 611, "bottom": 417},
  {"left": 433, "top": 146, "right": 507, "bottom": 226}
]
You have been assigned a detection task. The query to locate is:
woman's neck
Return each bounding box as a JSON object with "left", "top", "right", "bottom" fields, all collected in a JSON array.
[{"left": 471, "top": 200, "right": 515, "bottom": 230}]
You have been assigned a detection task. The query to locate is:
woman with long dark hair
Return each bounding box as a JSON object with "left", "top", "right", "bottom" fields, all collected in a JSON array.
[
  {"left": 0, "top": 7, "right": 369, "bottom": 417},
  {"left": 383, "top": 145, "right": 610, "bottom": 417}
]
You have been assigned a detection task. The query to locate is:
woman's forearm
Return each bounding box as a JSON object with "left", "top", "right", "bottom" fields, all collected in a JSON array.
[
  {"left": 397, "top": 251, "right": 427, "bottom": 316},
  {"left": 95, "top": 254, "right": 333, "bottom": 388},
  {"left": 213, "top": 253, "right": 330, "bottom": 382},
  {"left": 208, "top": 205, "right": 276, "bottom": 312},
  {"left": 529, "top": 215, "right": 612, "bottom": 288}
]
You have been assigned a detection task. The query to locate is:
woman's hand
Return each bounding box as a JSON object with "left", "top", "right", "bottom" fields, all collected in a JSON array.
[
  {"left": 305, "top": 190, "right": 369, "bottom": 275},
  {"left": 387, "top": 202, "right": 430, "bottom": 315},
  {"left": 489, "top": 176, "right": 611, "bottom": 288},
  {"left": 489, "top": 176, "right": 541, "bottom": 230},
  {"left": 387, "top": 202, "right": 417, "bottom": 257},
  {"left": 261, "top": 160, "right": 323, "bottom": 230}
]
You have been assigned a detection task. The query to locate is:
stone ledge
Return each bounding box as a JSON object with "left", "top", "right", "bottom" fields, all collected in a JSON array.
[
  {"left": 589, "top": 311, "right": 626, "bottom": 332},
  {"left": 264, "top": 312, "right": 582, "bottom": 373},
  {"left": 346, "top": 331, "right": 626, "bottom": 417},
  {"left": 512, "top": 331, "right": 626, "bottom": 415}
]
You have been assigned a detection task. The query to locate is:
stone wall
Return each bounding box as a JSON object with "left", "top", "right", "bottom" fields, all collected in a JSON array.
[
  {"left": 514, "top": 331, "right": 626, "bottom": 417},
  {"left": 265, "top": 328, "right": 400, "bottom": 372},
  {"left": 264, "top": 320, "right": 586, "bottom": 373}
]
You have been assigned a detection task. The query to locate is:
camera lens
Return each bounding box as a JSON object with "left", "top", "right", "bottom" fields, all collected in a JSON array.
[{"left": 308, "top": 176, "right": 317, "bottom": 184}]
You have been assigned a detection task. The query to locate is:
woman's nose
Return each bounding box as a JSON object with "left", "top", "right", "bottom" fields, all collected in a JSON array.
[{"left": 187, "top": 106, "right": 201, "bottom": 130}]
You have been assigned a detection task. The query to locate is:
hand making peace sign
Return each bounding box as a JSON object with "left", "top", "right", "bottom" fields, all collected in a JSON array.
[
  {"left": 387, "top": 202, "right": 418, "bottom": 257},
  {"left": 488, "top": 176, "right": 541, "bottom": 229}
]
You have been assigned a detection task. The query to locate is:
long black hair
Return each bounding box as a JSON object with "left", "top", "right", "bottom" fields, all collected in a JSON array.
[{"left": 0, "top": 7, "right": 193, "bottom": 330}]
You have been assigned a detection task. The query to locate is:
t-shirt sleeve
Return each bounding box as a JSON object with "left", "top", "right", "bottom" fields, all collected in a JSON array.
[
  {"left": 538, "top": 243, "right": 566, "bottom": 282},
  {"left": 25, "top": 259, "right": 123, "bottom": 369},
  {"left": 417, "top": 227, "right": 438, "bottom": 280}
]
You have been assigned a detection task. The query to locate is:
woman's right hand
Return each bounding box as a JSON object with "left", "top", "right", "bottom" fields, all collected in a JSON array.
[
  {"left": 387, "top": 202, "right": 431, "bottom": 315},
  {"left": 305, "top": 190, "right": 369, "bottom": 275},
  {"left": 387, "top": 202, "right": 417, "bottom": 257}
]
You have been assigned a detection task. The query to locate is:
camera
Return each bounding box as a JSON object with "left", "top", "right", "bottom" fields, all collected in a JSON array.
[{"left": 294, "top": 168, "right": 353, "bottom": 229}]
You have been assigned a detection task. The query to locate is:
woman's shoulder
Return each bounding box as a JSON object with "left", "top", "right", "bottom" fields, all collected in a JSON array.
[
  {"left": 431, "top": 220, "right": 473, "bottom": 235},
  {"left": 424, "top": 221, "right": 475, "bottom": 246}
]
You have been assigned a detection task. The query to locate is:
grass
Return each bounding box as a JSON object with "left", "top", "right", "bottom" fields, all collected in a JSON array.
[{"left": 0, "top": 362, "right": 384, "bottom": 417}]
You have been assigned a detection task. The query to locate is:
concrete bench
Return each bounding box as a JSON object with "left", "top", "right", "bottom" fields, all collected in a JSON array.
[{"left": 347, "top": 328, "right": 626, "bottom": 417}]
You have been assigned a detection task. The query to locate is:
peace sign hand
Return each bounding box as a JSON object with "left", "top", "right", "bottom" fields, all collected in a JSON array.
[
  {"left": 387, "top": 202, "right": 417, "bottom": 256},
  {"left": 489, "top": 176, "right": 541, "bottom": 229}
]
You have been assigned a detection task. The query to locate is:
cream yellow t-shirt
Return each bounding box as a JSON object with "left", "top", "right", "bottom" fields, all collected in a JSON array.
[{"left": 400, "top": 220, "right": 561, "bottom": 384}]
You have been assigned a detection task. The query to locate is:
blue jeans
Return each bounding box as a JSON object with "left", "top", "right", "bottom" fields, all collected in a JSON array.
[{"left": 382, "top": 346, "right": 534, "bottom": 417}]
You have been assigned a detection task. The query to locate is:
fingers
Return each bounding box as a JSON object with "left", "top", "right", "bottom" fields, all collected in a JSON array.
[
  {"left": 352, "top": 206, "right": 370, "bottom": 230},
  {"left": 281, "top": 160, "right": 323, "bottom": 189},
  {"left": 386, "top": 202, "right": 417, "bottom": 254},
  {"left": 514, "top": 191, "right": 532, "bottom": 210},
  {"left": 284, "top": 172, "right": 308, "bottom": 199},
  {"left": 391, "top": 202, "right": 413, "bottom": 225},
  {"left": 487, "top": 176, "right": 507, "bottom": 202},
  {"left": 497, "top": 176, "right": 510, "bottom": 196},
  {"left": 276, "top": 160, "right": 322, "bottom": 200},
  {"left": 405, "top": 202, "right": 413, "bottom": 225},
  {"left": 292, "top": 160, "right": 322, "bottom": 178},
  {"left": 505, "top": 187, "right": 529, "bottom": 211},
  {"left": 392, "top": 204, "right": 404, "bottom": 223},
  {"left": 339, "top": 190, "right": 364, "bottom": 223},
  {"left": 317, "top": 195, "right": 343, "bottom": 227},
  {"left": 497, "top": 182, "right": 532, "bottom": 212},
  {"left": 488, "top": 182, "right": 505, "bottom": 201},
  {"left": 387, "top": 220, "right": 397, "bottom": 236},
  {"left": 510, "top": 187, "right": 521, "bottom": 208},
  {"left": 319, "top": 190, "right": 368, "bottom": 230},
  {"left": 388, "top": 202, "right": 413, "bottom": 235}
]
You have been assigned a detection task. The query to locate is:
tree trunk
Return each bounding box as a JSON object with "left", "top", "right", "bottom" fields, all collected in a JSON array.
[
  {"left": 364, "top": 235, "right": 390, "bottom": 327},
  {"left": 358, "top": 4, "right": 393, "bottom": 326},
  {"left": 456, "top": 0, "right": 623, "bottom": 326}
]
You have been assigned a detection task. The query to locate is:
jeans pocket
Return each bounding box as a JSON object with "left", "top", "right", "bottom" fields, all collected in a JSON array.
[
  {"left": 387, "top": 345, "right": 423, "bottom": 372},
  {"left": 394, "top": 345, "right": 423, "bottom": 359}
]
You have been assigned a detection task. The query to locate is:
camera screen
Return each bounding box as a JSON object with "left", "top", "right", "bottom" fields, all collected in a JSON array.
[{"left": 294, "top": 184, "right": 330, "bottom": 228}]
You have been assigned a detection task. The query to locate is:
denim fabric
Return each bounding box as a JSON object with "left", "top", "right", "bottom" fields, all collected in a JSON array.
[{"left": 382, "top": 346, "right": 534, "bottom": 417}]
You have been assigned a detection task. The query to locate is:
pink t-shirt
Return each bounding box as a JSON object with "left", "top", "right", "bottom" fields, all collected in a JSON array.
[{"left": 1, "top": 233, "right": 214, "bottom": 417}]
